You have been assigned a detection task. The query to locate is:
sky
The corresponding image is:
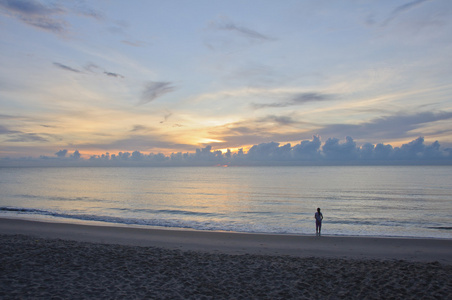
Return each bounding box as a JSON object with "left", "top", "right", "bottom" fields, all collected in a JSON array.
[{"left": 1, "top": 0, "right": 452, "bottom": 165}]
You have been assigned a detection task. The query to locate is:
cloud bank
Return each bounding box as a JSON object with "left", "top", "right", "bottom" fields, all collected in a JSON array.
[{"left": 2, "top": 136, "right": 451, "bottom": 167}]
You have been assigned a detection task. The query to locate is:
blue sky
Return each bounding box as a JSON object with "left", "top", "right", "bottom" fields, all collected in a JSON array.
[{"left": 1, "top": 0, "right": 452, "bottom": 164}]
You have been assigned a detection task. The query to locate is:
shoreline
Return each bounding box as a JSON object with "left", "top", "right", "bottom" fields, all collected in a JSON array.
[{"left": 1, "top": 217, "right": 451, "bottom": 264}]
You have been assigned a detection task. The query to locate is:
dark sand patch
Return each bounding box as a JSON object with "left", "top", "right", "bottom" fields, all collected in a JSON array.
[{"left": 1, "top": 234, "right": 451, "bottom": 299}]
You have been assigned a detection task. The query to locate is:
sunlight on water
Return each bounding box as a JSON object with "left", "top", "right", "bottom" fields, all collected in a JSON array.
[{"left": 0, "top": 166, "right": 451, "bottom": 238}]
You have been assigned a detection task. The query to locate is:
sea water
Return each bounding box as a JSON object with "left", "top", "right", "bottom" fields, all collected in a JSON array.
[{"left": 0, "top": 166, "right": 451, "bottom": 238}]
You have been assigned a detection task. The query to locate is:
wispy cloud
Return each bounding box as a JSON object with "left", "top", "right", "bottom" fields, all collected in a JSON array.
[
  {"left": 71, "top": 2, "right": 103, "bottom": 20},
  {"left": 257, "top": 115, "right": 300, "bottom": 126},
  {"left": 205, "top": 18, "right": 275, "bottom": 51},
  {"left": 382, "top": 0, "right": 432, "bottom": 26},
  {"left": 1, "top": 121, "right": 61, "bottom": 143},
  {"left": 0, "top": 124, "right": 18, "bottom": 134},
  {"left": 252, "top": 92, "right": 334, "bottom": 109},
  {"left": 213, "top": 19, "right": 274, "bottom": 41},
  {"left": 317, "top": 111, "right": 452, "bottom": 141},
  {"left": 0, "top": 0, "right": 103, "bottom": 35},
  {"left": 121, "top": 40, "right": 146, "bottom": 47},
  {"left": 6, "top": 132, "right": 49, "bottom": 142},
  {"left": 206, "top": 110, "right": 452, "bottom": 152},
  {"left": 130, "top": 125, "right": 152, "bottom": 132},
  {"left": 139, "top": 81, "right": 176, "bottom": 105},
  {"left": 84, "top": 63, "right": 124, "bottom": 78},
  {"left": 104, "top": 71, "right": 124, "bottom": 78},
  {"left": 0, "top": 0, "right": 67, "bottom": 34},
  {"left": 72, "top": 134, "right": 181, "bottom": 152},
  {"left": 53, "top": 62, "right": 81, "bottom": 73},
  {"left": 207, "top": 116, "right": 311, "bottom": 150},
  {"left": 108, "top": 19, "right": 147, "bottom": 48},
  {"left": 56, "top": 61, "right": 125, "bottom": 79},
  {"left": 160, "top": 111, "right": 173, "bottom": 124}
]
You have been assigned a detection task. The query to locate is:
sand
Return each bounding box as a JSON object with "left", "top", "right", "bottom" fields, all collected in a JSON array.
[{"left": 0, "top": 218, "right": 451, "bottom": 299}]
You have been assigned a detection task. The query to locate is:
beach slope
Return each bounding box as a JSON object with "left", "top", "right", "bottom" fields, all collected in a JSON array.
[
  {"left": 1, "top": 218, "right": 451, "bottom": 299},
  {"left": 0, "top": 218, "right": 451, "bottom": 263}
]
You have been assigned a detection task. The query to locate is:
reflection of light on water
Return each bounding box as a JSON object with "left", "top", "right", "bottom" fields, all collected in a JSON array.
[{"left": 1, "top": 166, "right": 451, "bottom": 238}]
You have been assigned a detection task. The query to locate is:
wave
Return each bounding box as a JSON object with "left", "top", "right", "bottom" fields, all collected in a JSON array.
[
  {"left": 0, "top": 207, "right": 45, "bottom": 213},
  {"left": 14, "top": 194, "right": 108, "bottom": 203},
  {"left": 326, "top": 218, "right": 403, "bottom": 227},
  {"left": 2, "top": 206, "right": 451, "bottom": 236},
  {"left": 320, "top": 218, "right": 451, "bottom": 232},
  {"left": 428, "top": 227, "right": 452, "bottom": 230},
  {"left": 0, "top": 206, "right": 232, "bottom": 232},
  {"left": 0, "top": 206, "right": 296, "bottom": 234},
  {"left": 110, "top": 207, "right": 219, "bottom": 217}
]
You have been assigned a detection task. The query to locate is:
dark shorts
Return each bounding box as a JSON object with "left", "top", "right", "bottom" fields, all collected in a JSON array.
[{"left": 316, "top": 220, "right": 322, "bottom": 228}]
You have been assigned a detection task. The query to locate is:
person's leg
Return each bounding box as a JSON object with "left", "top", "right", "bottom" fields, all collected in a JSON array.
[{"left": 318, "top": 222, "right": 322, "bottom": 236}]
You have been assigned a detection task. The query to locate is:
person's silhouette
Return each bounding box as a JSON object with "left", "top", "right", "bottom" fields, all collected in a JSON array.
[{"left": 315, "top": 208, "right": 323, "bottom": 236}]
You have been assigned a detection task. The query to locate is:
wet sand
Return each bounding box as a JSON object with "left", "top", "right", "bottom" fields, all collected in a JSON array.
[{"left": 0, "top": 218, "right": 451, "bottom": 299}]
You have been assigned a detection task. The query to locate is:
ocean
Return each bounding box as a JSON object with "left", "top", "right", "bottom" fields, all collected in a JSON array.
[{"left": 0, "top": 166, "right": 451, "bottom": 238}]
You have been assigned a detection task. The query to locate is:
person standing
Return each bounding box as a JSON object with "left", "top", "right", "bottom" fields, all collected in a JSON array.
[{"left": 315, "top": 208, "right": 323, "bottom": 236}]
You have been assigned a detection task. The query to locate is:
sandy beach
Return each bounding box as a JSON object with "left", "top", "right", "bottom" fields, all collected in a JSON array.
[{"left": 1, "top": 218, "right": 451, "bottom": 299}]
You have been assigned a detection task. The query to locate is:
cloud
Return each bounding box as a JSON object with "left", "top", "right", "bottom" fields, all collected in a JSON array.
[
  {"left": 2, "top": 136, "right": 451, "bottom": 167},
  {"left": 292, "top": 92, "right": 333, "bottom": 104},
  {"left": 160, "top": 111, "right": 173, "bottom": 124},
  {"left": 55, "top": 149, "right": 67, "bottom": 157},
  {"left": 139, "top": 81, "right": 176, "bottom": 105},
  {"left": 130, "top": 125, "right": 150, "bottom": 132},
  {"left": 1, "top": 123, "right": 60, "bottom": 143},
  {"left": 53, "top": 62, "right": 81, "bottom": 73},
  {"left": 317, "top": 111, "right": 452, "bottom": 141},
  {"left": 69, "top": 133, "right": 185, "bottom": 152},
  {"left": 84, "top": 63, "right": 99, "bottom": 72},
  {"left": 6, "top": 133, "right": 49, "bottom": 142},
  {"left": 0, "top": 114, "right": 17, "bottom": 119},
  {"left": 247, "top": 141, "right": 292, "bottom": 161},
  {"left": 121, "top": 40, "right": 146, "bottom": 47},
  {"left": 205, "top": 18, "right": 275, "bottom": 51},
  {"left": 240, "top": 136, "right": 450, "bottom": 164},
  {"left": 392, "top": 137, "right": 445, "bottom": 160},
  {"left": 84, "top": 63, "right": 124, "bottom": 78},
  {"left": 322, "top": 136, "right": 358, "bottom": 160},
  {"left": 213, "top": 19, "right": 274, "bottom": 41},
  {"left": 258, "top": 115, "right": 299, "bottom": 126},
  {"left": 293, "top": 135, "right": 322, "bottom": 160},
  {"left": 206, "top": 115, "right": 315, "bottom": 151},
  {"left": 0, "top": 0, "right": 104, "bottom": 36},
  {"left": 71, "top": 150, "right": 81, "bottom": 159},
  {"left": 103, "top": 71, "right": 124, "bottom": 78},
  {"left": 382, "top": 0, "right": 431, "bottom": 26},
  {"left": 71, "top": 2, "right": 103, "bottom": 20},
  {"left": 252, "top": 92, "right": 333, "bottom": 109},
  {"left": 0, "top": 124, "right": 18, "bottom": 134},
  {"left": 0, "top": 0, "right": 67, "bottom": 34}
]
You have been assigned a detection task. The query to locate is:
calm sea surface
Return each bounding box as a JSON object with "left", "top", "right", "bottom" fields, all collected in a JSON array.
[{"left": 0, "top": 166, "right": 451, "bottom": 238}]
